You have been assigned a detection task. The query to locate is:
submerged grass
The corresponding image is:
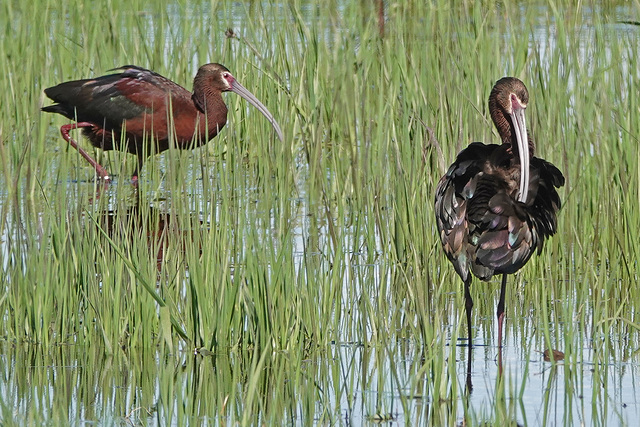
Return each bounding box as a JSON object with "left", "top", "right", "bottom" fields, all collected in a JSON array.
[{"left": 1, "top": 0, "right": 639, "bottom": 424}]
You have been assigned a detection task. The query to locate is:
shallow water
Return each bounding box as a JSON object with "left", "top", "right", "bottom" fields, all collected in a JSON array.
[
  {"left": 4, "top": 171, "right": 638, "bottom": 425},
  {"left": 1, "top": 328, "right": 637, "bottom": 425},
  {"left": 1, "top": 0, "right": 640, "bottom": 425}
]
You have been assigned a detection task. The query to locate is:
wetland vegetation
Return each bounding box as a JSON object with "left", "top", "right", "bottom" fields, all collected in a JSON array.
[{"left": 1, "top": 0, "right": 639, "bottom": 425}]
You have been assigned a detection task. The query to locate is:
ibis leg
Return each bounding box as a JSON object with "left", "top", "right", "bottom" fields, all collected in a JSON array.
[
  {"left": 130, "top": 155, "right": 146, "bottom": 185},
  {"left": 464, "top": 276, "right": 473, "bottom": 346},
  {"left": 464, "top": 276, "right": 474, "bottom": 391},
  {"left": 497, "top": 274, "right": 508, "bottom": 349},
  {"left": 61, "top": 123, "right": 110, "bottom": 181}
]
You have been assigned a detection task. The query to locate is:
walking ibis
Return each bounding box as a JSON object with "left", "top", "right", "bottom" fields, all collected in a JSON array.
[
  {"left": 42, "top": 63, "right": 284, "bottom": 181},
  {"left": 434, "top": 77, "right": 564, "bottom": 348}
]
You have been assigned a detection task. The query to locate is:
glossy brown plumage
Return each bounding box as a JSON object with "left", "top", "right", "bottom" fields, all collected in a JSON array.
[
  {"left": 42, "top": 64, "right": 283, "bottom": 181},
  {"left": 435, "top": 77, "right": 564, "bottom": 349}
]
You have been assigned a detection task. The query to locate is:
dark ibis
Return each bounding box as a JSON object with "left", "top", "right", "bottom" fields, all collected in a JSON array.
[
  {"left": 434, "top": 77, "right": 564, "bottom": 349},
  {"left": 42, "top": 64, "right": 284, "bottom": 181}
]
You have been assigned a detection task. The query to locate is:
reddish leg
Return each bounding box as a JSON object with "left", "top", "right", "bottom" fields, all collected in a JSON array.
[
  {"left": 130, "top": 156, "right": 144, "bottom": 186},
  {"left": 496, "top": 273, "right": 508, "bottom": 349},
  {"left": 496, "top": 274, "right": 508, "bottom": 377},
  {"left": 60, "top": 122, "right": 111, "bottom": 182}
]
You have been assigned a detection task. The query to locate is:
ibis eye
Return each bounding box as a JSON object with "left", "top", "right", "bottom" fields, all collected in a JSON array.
[{"left": 510, "top": 93, "right": 525, "bottom": 110}]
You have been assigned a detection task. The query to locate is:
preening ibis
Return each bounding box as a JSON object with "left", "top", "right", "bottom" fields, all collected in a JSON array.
[
  {"left": 435, "top": 77, "right": 564, "bottom": 348},
  {"left": 42, "top": 63, "right": 284, "bottom": 181}
]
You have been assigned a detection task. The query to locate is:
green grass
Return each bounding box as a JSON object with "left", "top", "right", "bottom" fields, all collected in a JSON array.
[{"left": 1, "top": 0, "right": 639, "bottom": 425}]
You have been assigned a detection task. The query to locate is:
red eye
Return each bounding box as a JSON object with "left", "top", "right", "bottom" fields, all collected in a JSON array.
[{"left": 511, "top": 93, "right": 524, "bottom": 110}]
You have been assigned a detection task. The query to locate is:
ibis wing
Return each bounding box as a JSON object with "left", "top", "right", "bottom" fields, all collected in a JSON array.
[
  {"left": 42, "top": 66, "right": 193, "bottom": 131},
  {"left": 466, "top": 176, "right": 537, "bottom": 277},
  {"left": 471, "top": 157, "right": 563, "bottom": 275},
  {"left": 435, "top": 143, "right": 498, "bottom": 281},
  {"left": 435, "top": 143, "right": 564, "bottom": 281},
  {"left": 526, "top": 157, "right": 565, "bottom": 238}
]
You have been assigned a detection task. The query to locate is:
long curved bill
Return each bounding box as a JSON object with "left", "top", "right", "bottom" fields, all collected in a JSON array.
[
  {"left": 230, "top": 80, "right": 284, "bottom": 142},
  {"left": 510, "top": 108, "right": 529, "bottom": 203}
]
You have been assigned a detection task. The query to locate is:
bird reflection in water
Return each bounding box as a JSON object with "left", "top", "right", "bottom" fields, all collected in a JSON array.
[{"left": 96, "top": 206, "right": 203, "bottom": 271}]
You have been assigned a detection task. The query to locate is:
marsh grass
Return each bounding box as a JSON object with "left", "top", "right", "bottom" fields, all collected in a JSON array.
[{"left": 1, "top": 0, "right": 639, "bottom": 425}]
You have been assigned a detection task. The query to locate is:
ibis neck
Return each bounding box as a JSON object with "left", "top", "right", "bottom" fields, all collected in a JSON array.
[
  {"left": 509, "top": 133, "right": 535, "bottom": 158},
  {"left": 192, "top": 88, "right": 228, "bottom": 139},
  {"left": 491, "top": 114, "right": 535, "bottom": 157}
]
